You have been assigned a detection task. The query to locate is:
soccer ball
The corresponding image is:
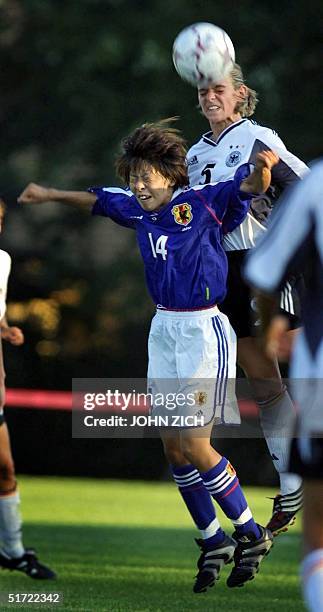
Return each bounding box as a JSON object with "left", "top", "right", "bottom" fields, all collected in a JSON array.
[{"left": 172, "top": 22, "right": 235, "bottom": 88}]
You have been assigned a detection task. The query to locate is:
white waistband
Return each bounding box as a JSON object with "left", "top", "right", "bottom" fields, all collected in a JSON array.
[{"left": 155, "top": 305, "right": 219, "bottom": 319}]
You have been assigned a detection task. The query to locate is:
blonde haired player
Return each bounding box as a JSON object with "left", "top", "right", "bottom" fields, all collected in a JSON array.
[{"left": 187, "top": 62, "right": 308, "bottom": 535}]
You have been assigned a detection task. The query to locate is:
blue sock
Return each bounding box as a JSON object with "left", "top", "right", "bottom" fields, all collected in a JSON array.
[
  {"left": 201, "top": 457, "right": 261, "bottom": 539},
  {"left": 172, "top": 464, "right": 225, "bottom": 546}
]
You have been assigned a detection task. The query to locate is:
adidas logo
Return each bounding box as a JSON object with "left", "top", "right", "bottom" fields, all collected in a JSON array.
[
  {"left": 187, "top": 155, "right": 198, "bottom": 166},
  {"left": 195, "top": 409, "right": 204, "bottom": 418}
]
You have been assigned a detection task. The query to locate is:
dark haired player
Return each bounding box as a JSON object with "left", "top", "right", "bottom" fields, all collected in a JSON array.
[{"left": 19, "top": 119, "right": 277, "bottom": 592}]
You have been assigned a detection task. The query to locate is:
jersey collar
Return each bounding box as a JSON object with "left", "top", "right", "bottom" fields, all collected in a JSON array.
[
  {"left": 171, "top": 187, "right": 185, "bottom": 201},
  {"left": 202, "top": 119, "right": 247, "bottom": 147},
  {"left": 144, "top": 187, "right": 186, "bottom": 220}
]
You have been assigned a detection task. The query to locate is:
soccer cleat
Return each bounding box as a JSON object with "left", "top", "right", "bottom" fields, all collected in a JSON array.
[
  {"left": 0, "top": 548, "right": 56, "bottom": 579},
  {"left": 227, "top": 525, "right": 273, "bottom": 588},
  {"left": 193, "top": 534, "right": 236, "bottom": 593},
  {"left": 266, "top": 486, "right": 303, "bottom": 536}
]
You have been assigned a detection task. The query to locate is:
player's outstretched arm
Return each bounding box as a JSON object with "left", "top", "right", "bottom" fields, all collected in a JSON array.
[
  {"left": 18, "top": 183, "right": 97, "bottom": 212},
  {"left": 240, "top": 151, "right": 279, "bottom": 194}
]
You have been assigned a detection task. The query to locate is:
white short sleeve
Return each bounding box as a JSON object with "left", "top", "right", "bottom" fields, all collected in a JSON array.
[{"left": 0, "top": 249, "right": 11, "bottom": 320}]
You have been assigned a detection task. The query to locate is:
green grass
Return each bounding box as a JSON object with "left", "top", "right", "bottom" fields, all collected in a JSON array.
[{"left": 0, "top": 477, "right": 305, "bottom": 611}]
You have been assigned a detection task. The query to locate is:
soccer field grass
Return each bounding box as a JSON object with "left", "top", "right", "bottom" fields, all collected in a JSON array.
[{"left": 0, "top": 477, "right": 306, "bottom": 612}]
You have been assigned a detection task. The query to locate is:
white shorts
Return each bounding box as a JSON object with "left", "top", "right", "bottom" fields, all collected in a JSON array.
[{"left": 147, "top": 306, "right": 240, "bottom": 427}]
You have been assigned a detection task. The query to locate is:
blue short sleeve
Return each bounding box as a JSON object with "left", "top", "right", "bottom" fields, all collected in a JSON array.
[{"left": 89, "top": 187, "right": 138, "bottom": 229}]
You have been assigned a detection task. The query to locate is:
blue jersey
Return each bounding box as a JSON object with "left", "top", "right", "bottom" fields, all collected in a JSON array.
[{"left": 90, "top": 164, "right": 252, "bottom": 309}]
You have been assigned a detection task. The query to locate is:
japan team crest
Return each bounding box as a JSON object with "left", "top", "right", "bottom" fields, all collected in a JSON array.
[
  {"left": 194, "top": 391, "right": 207, "bottom": 406},
  {"left": 171, "top": 203, "right": 193, "bottom": 226},
  {"left": 226, "top": 462, "right": 236, "bottom": 477}
]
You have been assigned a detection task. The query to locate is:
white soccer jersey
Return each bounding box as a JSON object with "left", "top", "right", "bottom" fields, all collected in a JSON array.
[
  {"left": 0, "top": 249, "right": 11, "bottom": 320},
  {"left": 245, "top": 160, "right": 323, "bottom": 435},
  {"left": 187, "top": 119, "right": 308, "bottom": 251}
]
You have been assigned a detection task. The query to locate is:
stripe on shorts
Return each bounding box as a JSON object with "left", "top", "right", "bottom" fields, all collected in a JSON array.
[
  {"left": 212, "top": 316, "right": 228, "bottom": 418},
  {"left": 280, "top": 281, "right": 295, "bottom": 315}
]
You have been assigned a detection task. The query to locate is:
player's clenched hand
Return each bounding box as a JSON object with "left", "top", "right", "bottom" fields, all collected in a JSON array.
[
  {"left": 18, "top": 183, "right": 53, "bottom": 205},
  {"left": 255, "top": 150, "right": 279, "bottom": 172},
  {"left": 265, "top": 315, "right": 294, "bottom": 361},
  {"left": 1, "top": 326, "right": 24, "bottom": 346},
  {"left": 241, "top": 149, "right": 279, "bottom": 193},
  {"left": 254, "top": 150, "right": 279, "bottom": 193}
]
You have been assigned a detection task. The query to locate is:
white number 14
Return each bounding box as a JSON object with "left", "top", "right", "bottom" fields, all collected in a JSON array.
[{"left": 148, "top": 233, "right": 168, "bottom": 260}]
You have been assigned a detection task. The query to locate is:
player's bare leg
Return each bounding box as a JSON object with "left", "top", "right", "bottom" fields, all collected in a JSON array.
[
  {"left": 0, "top": 422, "right": 16, "bottom": 494},
  {"left": 238, "top": 336, "right": 303, "bottom": 535},
  {"left": 301, "top": 480, "right": 323, "bottom": 611},
  {"left": 161, "top": 426, "right": 236, "bottom": 592},
  {"left": 161, "top": 424, "right": 272, "bottom": 590},
  {"left": 0, "top": 340, "right": 56, "bottom": 584},
  {"left": 303, "top": 481, "right": 323, "bottom": 553},
  {"left": 179, "top": 424, "right": 222, "bottom": 471},
  {"left": 0, "top": 422, "right": 56, "bottom": 579}
]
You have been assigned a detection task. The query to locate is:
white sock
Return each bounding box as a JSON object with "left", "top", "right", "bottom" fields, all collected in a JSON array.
[
  {"left": 200, "top": 517, "right": 221, "bottom": 539},
  {"left": 301, "top": 549, "right": 323, "bottom": 612},
  {"left": 0, "top": 492, "right": 24, "bottom": 558},
  {"left": 279, "top": 472, "right": 302, "bottom": 496},
  {"left": 258, "top": 389, "right": 302, "bottom": 495}
]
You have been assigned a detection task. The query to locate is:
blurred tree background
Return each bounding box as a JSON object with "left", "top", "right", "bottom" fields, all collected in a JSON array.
[{"left": 0, "top": 0, "right": 321, "bottom": 390}]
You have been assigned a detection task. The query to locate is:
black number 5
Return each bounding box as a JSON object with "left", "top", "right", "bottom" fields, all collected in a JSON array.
[{"left": 200, "top": 163, "right": 216, "bottom": 184}]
